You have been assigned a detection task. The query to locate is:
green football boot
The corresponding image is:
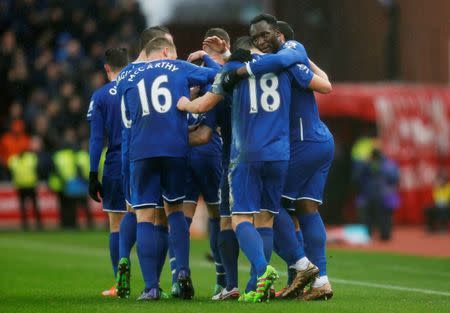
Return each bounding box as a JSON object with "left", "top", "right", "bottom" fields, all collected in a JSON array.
[
  {"left": 254, "top": 265, "right": 279, "bottom": 303},
  {"left": 116, "top": 257, "right": 131, "bottom": 299},
  {"left": 160, "top": 288, "right": 172, "bottom": 299},
  {"left": 171, "top": 282, "right": 181, "bottom": 298},
  {"left": 238, "top": 291, "right": 258, "bottom": 303}
]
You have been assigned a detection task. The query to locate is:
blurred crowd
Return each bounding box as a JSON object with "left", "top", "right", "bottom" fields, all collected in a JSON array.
[{"left": 0, "top": 0, "right": 146, "bottom": 180}]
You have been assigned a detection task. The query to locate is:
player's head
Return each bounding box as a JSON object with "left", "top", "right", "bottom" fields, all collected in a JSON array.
[
  {"left": 232, "top": 36, "right": 254, "bottom": 53},
  {"left": 204, "top": 27, "right": 231, "bottom": 51},
  {"left": 249, "top": 13, "right": 282, "bottom": 53},
  {"left": 276, "top": 20, "right": 294, "bottom": 43},
  {"left": 104, "top": 47, "right": 128, "bottom": 81},
  {"left": 139, "top": 26, "right": 173, "bottom": 52},
  {"left": 144, "top": 37, "right": 177, "bottom": 60}
]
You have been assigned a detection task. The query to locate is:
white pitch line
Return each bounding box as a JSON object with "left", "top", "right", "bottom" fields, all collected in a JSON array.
[
  {"left": 195, "top": 260, "right": 450, "bottom": 297},
  {"left": 331, "top": 278, "right": 450, "bottom": 297},
  {"left": 2, "top": 238, "right": 450, "bottom": 297}
]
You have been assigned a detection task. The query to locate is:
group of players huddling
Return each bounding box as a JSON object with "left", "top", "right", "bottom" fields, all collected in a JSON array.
[{"left": 87, "top": 13, "right": 334, "bottom": 303}]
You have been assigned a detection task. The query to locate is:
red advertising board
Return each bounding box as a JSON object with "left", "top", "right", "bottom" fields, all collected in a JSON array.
[{"left": 317, "top": 84, "right": 450, "bottom": 223}]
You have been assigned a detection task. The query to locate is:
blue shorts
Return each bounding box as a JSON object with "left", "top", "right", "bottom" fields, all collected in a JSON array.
[
  {"left": 229, "top": 161, "right": 288, "bottom": 215},
  {"left": 283, "top": 138, "right": 334, "bottom": 205},
  {"left": 185, "top": 154, "right": 222, "bottom": 205},
  {"left": 122, "top": 169, "right": 131, "bottom": 206},
  {"left": 102, "top": 176, "right": 126, "bottom": 212},
  {"left": 130, "top": 157, "right": 187, "bottom": 209},
  {"left": 219, "top": 162, "right": 231, "bottom": 217}
]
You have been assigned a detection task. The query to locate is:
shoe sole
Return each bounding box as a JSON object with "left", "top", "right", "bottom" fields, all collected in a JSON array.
[
  {"left": 301, "top": 290, "right": 334, "bottom": 301},
  {"left": 116, "top": 262, "right": 130, "bottom": 299},
  {"left": 178, "top": 277, "right": 194, "bottom": 300},
  {"left": 282, "top": 266, "right": 319, "bottom": 299},
  {"left": 215, "top": 291, "right": 240, "bottom": 301}
]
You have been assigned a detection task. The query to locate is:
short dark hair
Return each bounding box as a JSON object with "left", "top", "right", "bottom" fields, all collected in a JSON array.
[
  {"left": 250, "top": 13, "right": 278, "bottom": 28},
  {"left": 232, "top": 36, "right": 253, "bottom": 53},
  {"left": 144, "top": 37, "right": 175, "bottom": 55},
  {"left": 104, "top": 47, "right": 128, "bottom": 71},
  {"left": 139, "top": 26, "right": 171, "bottom": 51},
  {"left": 204, "top": 28, "right": 230, "bottom": 45},
  {"left": 277, "top": 21, "right": 294, "bottom": 41}
]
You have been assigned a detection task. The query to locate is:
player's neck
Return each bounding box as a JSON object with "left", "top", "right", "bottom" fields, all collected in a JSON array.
[
  {"left": 135, "top": 50, "right": 147, "bottom": 62},
  {"left": 109, "top": 71, "right": 119, "bottom": 81},
  {"left": 209, "top": 53, "right": 225, "bottom": 65}
]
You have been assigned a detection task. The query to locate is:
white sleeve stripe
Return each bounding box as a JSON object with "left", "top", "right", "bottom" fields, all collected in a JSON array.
[{"left": 245, "top": 62, "right": 254, "bottom": 77}]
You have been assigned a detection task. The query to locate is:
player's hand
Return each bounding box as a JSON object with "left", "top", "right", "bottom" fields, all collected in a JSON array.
[
  {"left": 229, "top": 48, "right": 252, "bottom": 63},
  {"left": 221, "top": 69, "right": 241, "bottom": 93},
  {"left": 177, "top": 96, "right": 190, "bottom": 111},
  {"left": 187, "top": 50, "right": 207, "bottom": 63},
  {"left": 203, "top": 36, "right": 227, "bottom": 54},
  {"left": 88, "top": 172, "right": 103, "bottom": 202}
]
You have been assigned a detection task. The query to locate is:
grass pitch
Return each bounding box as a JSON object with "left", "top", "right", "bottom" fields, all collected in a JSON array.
[{"left": 1, "top": 231, "right": 449, "bottom": 313}]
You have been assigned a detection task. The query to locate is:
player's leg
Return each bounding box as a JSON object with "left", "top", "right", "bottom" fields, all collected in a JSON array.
[
  {"left": 154, "top": 201, "right": 170, "bottom": 298},
  {"left": 131, "top": 158, "right": 161, "bottom": 301},
  {"left": 193, "top": 155, "right": 226, "bottom": 296},
  {"left": 230, "top": 161, "right": 278, "bottom": 303},
  {"left": 98, "top": 176, "right": 126, "bottom": 297},
  {"left": 295, "top": 139, "right": 334, "bottom": 301},
  {"left": 170, "top": 163, "right": 197, "bottom": 297},
  {"left": 161, "top": 157, "right": 193, "bottom": 300},
  {"left": 215, "top": 166, "right": 240, "bottom": 300}
]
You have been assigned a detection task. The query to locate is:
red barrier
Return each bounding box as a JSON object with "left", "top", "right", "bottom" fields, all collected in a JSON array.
[
  {"left": 0, "top": 183, "right": 106, "bottom": 229},
  {"left": 317, "top": 84, "right": 450, "bottom": 223}
]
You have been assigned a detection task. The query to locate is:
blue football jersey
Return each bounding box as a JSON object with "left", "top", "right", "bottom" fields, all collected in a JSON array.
[
  {"left": 247, "top": 40, "right": 308, "bottom": 77},
  {"left": 289, "top": 63, "right": 333, "bottom": 143},
  {"left": 246, "top": 41, "right": 332, "bottom": 143},
  {"left": 87, "top": 81, "right": 122, "bottom": 177},
  {"left": 213, "top": 54, "right": 292, "bottom": 163},
  {"left": 116, "top": 61, "right": 147, "bottom": 177},
  {"left": 124, "top": 59, "right": 218, "bottom": 161}
]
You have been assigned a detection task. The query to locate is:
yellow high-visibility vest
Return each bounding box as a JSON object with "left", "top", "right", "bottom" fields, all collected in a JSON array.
[{"left": 8, "top": 152, "right": 38, "bottom": 188}]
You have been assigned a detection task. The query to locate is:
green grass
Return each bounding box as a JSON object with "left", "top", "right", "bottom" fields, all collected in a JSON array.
[{"left": 1, "top": 231, "right": 449, "bottom": 313}]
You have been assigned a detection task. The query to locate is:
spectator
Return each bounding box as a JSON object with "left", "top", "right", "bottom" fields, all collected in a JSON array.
[
  {"left": 354, "top": 148, "right": 400, "bottom": 241},
  {"left": 425, "top": 170, "right": 450, "bottom": 233},
  {"left": 7, "top": 136, "right": 44, "bottom": 230}
]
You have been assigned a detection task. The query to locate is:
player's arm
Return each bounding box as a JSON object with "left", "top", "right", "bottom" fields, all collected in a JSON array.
[
  {"left": 87, "top": 96, "right": 104, "bottom": 202},
  {"left": 187, "top": 50, "right": 222, "bottom": 71},
  {"left": 189, "top": 124, "right": 213, "bottom": 146},
  {"left": 309, "top": 59, "right": 329, "bottom": 81},
  {"left": 178, "top": 92, "right": 223, "bottom": 113},
  {"left": 178, "top": 70, "right": 226, "bottom": 113},
  {"left": 235, "top": 41, "right": 309, "bottom": 77},
  {"left": 289, "top": 63, "right": 332, "bottom": 94}
]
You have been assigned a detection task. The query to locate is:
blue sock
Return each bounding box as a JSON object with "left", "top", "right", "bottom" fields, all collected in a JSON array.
[
  {"left": 168, "top": 244, "right": 177, "bottom": 284},
  {"left": 168, "top": 211, "right": 190, "bottom": 273},
  {"left": 109, "top": 232, "right": 120, "bottom": 277},
  {"left": 246, "top": 266, "right": 257, "bottom": 292},
  {"left": 155, "top": 225, "right": 169, "bottom": 281},
  {"left": 296, "top": 230, "right": 304, "bottom": 246},
  {"left": 136, "top": 222, "right": 158, "bottom": 289},
  {"left": 245, "top": 227, "right": 273, "bottom": 292},
  {"left": 298, "top": 212, "right": 327, "bottom": 276},
  {"left": 273, "top": 208, "right": 305, "bottom": 265},
  {"left": 257, "top": 227, "right": 273, "bottom": 262},
  {"left": 209, "top": 218, "right": 225, "bottom": 287},
  {"left": 119, "top": 212, "right": 136, "bottom": 259},
  {"left": 218, "top": 229, "right": 239, "bottom": 290},
  {"left": 235, "top": 222, "right": 267, "bottom": 277}
]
